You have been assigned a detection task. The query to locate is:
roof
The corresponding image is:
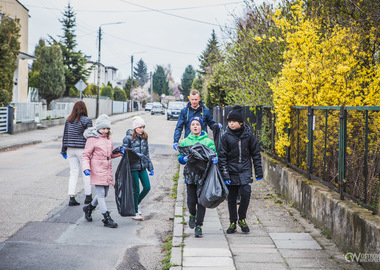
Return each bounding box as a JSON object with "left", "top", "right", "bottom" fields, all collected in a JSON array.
[
  {"left": 18, "top": 51, "right": 37, "bottom": 60},
  {"left": 16, "top": 0, "right": 29, "bottom": 12},
  {"left": 106, "top": 66, "right": 118, "bottom": 71}
]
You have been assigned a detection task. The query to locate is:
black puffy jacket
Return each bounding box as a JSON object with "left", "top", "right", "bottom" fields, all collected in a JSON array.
[
  {"left": 122, "top": 129, "right": 154, "bottom": 172},
  {"left": 218, "top": 125, "right": 263, "bottom": 185}
]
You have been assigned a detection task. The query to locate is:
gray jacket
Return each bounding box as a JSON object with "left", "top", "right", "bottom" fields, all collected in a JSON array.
[{"left": 122, "top": 129, "right": 154, "bottom": 172}]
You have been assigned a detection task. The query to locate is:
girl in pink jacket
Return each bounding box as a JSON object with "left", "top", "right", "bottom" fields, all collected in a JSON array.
[{"left": 82, "top": 114, "right": 122, "bottom": 228}]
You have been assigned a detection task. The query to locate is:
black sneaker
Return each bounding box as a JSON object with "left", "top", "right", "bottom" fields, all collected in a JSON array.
[
  {"left": 194, "top": 225, "right": 203, "bottom": 238},
  {"left": 188, "top": 214, "right": 196, "bottom": 229},
  {"left": 226, "top": 222, "right": 237, "bottom": 234},
  {"left": 238, "top": 219, "right": 250, "bottom": 233}
]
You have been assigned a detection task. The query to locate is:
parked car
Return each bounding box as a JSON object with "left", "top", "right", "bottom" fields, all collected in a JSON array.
[
  {"left": 151, "top": 103, "right": 165, "bottom": 115},
  {"left": 145, "top": 103, "right": 153, "bottom": 111},
  {"left": 166, "top": 101, "right": 186, "bottom": 120}
]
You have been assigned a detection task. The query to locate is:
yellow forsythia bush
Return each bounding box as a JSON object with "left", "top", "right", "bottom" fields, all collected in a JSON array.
[{"left": 269, "top": 1, "right": 380, "bottom": 156}]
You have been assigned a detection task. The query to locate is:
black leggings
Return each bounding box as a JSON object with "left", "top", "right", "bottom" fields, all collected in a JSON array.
[
  {"left": 186, "top": 184, "right": 206, "bottom": 226},
  {"left": 227, "top": 184, "right": 251, "bottom": 223}
]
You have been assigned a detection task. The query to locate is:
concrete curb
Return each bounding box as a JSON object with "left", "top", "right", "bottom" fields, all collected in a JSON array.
[
  {"left": 0, "top": 140, "right": 42, "bottom": 152},
  {"left": 170, "top": 166, "right": 185, "bottom": 269}
]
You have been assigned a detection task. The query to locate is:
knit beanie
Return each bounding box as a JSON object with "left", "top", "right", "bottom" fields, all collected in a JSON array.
[
  {"left": 227, "top": 105, "right": 244, "bottom": 123},
  {"left": 190, "top": 116, "right": 203, "bottom": 126},
  {"left": 96, "top": 114, "right": 111, "bottom": 130},
  {"left": 132, "top": 116, "right": 145, "bottom": 129}
]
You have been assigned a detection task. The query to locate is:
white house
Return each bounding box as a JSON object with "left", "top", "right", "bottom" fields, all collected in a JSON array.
[{"left": 86, "top": 61, "right": 119, "bottom": 88}]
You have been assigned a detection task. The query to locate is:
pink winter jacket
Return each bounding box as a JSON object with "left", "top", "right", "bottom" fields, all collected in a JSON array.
[{"left": 82, "top": 128, "right": 121, "bottom": 186}]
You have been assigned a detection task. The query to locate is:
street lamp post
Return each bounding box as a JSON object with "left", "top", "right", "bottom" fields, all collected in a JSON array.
[
  {"left": 129, "top": 51, "right": 145, "bottom": 112},
  {"left": 96, "top": 22, "right": 124, "bottom": 118}
]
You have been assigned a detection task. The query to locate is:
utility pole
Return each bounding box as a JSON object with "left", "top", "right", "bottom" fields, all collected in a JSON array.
[
  {"left": 150, "top": 71, "right": 153, "bottom": 102},
  {"left": 95, "top": 22, "right": 124, "bottom": 118},
  {"left": 130, "top": 55, "right": 134, "bottom": 111},
  {"left": 96, "top": 26, "right": 102, "bottom": 118}
]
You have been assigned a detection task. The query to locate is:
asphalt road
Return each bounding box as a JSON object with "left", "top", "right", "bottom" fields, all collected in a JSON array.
[{"left": 0, "top": 113, "right": 179, "bottom": 270}]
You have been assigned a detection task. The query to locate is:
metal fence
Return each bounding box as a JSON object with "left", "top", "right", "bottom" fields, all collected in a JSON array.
[
  {"left": 213, "top": 105, "right": 380, "bottom": 213},
  {"left": 0, "top": 107, "right": 8, "bottom": 134}
]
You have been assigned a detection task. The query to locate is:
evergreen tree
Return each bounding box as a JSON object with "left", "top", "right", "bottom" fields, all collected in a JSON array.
[
  {"left": 28, "top": 39, "right": 46, "bottom": 89},
  {"left": 153, "top": 65, "right": 169, "bottom": 96},
  {"left": 31, "top": 39, "right": 46, "bottom": 72},
  {"left": 124, "top": 76, "right": 139, "bottom": 99},
  {"left": 192, "top": 73, "right": 204, "bottom": 93},
  {"left": 198, "top": 30, "right": 221, "bottom": 75},
  {"left": 55, "top": 3, "right": 89, "bottom": 96},
  {"left": 133, "top": 59, "right": 149, "bottom": 86},
  {"left": 181, "top": 65, "right": 196, "bottom": 98},
  {"left": 113, "top": 87, "right": 126, "bottom": 101},
  {"left": 100, "top": 85, "right": 113, "bottom": 99},
  {"left": 0, "top": 15, "right": 20, "bottom": 106},
  {"left": 39, "top": 45, "right": 65, "bottom": 108}
]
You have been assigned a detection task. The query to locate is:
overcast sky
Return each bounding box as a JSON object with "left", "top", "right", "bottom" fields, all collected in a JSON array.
[{"left": 20, "top": 0, "right": 273, "bottom": 83}]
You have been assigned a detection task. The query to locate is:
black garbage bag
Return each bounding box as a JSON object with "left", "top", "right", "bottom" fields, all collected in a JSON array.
[
  {"left": 178, "top": 143, "right": 216, "bottom": 185},
  {"left": 114, "top": 149, "right": 140, "bottom": 216},
  {"left": 211, "top": 125, "right": 224, "bottom": 154},
  {"left": 198, "top": 163, "right": 229, "bottom": 208}
]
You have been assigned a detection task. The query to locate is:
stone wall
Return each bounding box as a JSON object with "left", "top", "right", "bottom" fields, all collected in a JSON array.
[{"left": 262, "top": 153, "right": 380, "bottom": 270}]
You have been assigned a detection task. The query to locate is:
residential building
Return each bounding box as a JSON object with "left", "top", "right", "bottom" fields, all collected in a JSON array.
[
  {"left": 86, "top": 61, "right": 120, "bottom": 89},
  {"left": 0, "top": 0, "right": 36, "bottom": 103}
]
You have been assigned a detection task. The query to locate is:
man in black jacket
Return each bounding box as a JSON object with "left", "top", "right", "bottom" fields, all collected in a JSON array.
[{"left": 218, "top": 105, "right": 263, "bottom": 234}]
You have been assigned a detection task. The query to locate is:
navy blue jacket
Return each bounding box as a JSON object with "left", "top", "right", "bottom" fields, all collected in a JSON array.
[{"left": 173, "top": 101, "right": 216, "bottom": 143}]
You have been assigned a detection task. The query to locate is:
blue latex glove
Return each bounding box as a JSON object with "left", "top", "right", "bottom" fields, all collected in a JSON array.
[
  {"left": 61, "top": 153, "right": 67, "bottom": 159},
  {"left": 120, "top": 148, "right": 125, "bottom": 155},
  {"left": 179, "top": 155, "right": 188, "bottom": 164},
  {"left": 224, "top": 180, "right": 231, "bottom": 185},
  {"left": 212, "top": 157, "right": 218, "bottom": 164},
  {"left": 149, "top": 170, "right": 154, "bottom": 176},
  {"left": 84, "top": 169, "right": 91, "bottom": 176},
  {"left": 256, "top": 177, "right": 262, "bottom": 181},
  {"left": 218, "top": 123, "right": 223, "bottom": 129},
  {"left": 173, "top": 143, "right": 178, "bottom": 151}
]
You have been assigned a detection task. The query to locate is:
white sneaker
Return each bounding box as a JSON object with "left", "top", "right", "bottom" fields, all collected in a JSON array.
[{"left": 132, "top": 213, "right": 143, "bottom": 221}]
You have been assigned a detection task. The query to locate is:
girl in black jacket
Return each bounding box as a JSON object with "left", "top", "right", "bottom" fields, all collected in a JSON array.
[
  {"left": 219, "top": 105, "right": 263, "bottom": 234},
  {"left": 122, "top": 116, "right": 154, "bottom": 221}
]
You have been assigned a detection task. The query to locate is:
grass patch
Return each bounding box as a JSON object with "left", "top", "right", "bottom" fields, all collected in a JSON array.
[
  {"left": 321, "top": 230, "right": 331, "bottom": 239},
  {"left": 161, "top": 235, "right": 173, "bottom": 269},
  {"left": 170, "top": 169, "right": 180, "bottom": 199}
]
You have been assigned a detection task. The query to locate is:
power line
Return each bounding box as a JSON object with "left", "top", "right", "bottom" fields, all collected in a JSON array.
[
  {"left": 105, "top": 32, "right": 199, "bottom": 56},
  {"left": 119, "top": 0, "right": 227, "bottom": 27},
  {"left": 23, "top": 1, "right": 243, "bottom": 13}
]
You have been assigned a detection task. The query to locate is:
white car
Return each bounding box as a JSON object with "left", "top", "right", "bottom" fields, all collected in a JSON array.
[
  {"left": 145, "top": 103, "right": 153, "bottom": 111},
  {"left": 151, "top": 103, "right": 165, "bottom": 115}
]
